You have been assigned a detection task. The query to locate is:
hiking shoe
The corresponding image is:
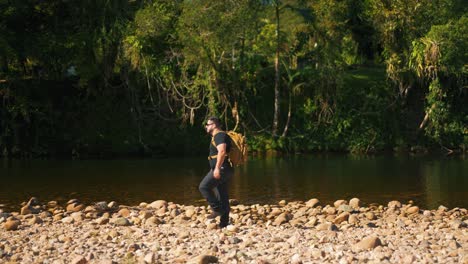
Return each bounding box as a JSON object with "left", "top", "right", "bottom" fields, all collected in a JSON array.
[{"left": 207, "top": 210, "right": 223, "bottom": 219}]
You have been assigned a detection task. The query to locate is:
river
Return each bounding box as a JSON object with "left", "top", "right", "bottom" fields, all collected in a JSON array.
[{"left": 1, "top": 154, "right": 467, "bottom": 211}]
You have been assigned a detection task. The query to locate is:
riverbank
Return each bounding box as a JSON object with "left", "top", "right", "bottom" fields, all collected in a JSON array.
[{"left": 1, "top": 198, "right": 467, "bottom": 263}]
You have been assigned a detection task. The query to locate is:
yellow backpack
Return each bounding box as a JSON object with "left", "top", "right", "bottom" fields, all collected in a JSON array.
[{"left": 211, "top": 131, "right": 248, "bottom": 166}]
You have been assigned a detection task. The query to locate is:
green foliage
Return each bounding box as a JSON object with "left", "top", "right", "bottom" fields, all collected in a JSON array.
[
  {"left": 409, "top": 15, "right": 467, "bottom": 150},
  {"left": 422, "top": 80, "right": 466, "bottom": 149},
  {"left": 0, "top": 0, "right": 466, "bottom": 157}
]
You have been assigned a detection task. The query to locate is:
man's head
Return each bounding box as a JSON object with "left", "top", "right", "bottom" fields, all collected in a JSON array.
[{"left": 205, "top": 116, "right": 221, "bottom": 135}]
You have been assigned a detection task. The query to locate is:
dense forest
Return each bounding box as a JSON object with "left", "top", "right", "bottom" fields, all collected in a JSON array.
[{"left": 0, "top": 0, "right": 466, "bottom": 158}]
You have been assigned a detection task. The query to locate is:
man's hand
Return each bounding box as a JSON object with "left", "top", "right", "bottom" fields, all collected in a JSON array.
[{"left": 213, "top": 167, "right": 221, "bottom": 179}]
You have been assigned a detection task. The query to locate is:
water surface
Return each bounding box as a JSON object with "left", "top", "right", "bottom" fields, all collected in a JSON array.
[{"left": 1, "top": 154, "right": 467, "bottom": 211}]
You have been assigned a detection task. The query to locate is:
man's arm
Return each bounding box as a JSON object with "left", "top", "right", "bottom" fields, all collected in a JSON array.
[{"left": 213, "top": 143, "right": 227, "bottom": 179}]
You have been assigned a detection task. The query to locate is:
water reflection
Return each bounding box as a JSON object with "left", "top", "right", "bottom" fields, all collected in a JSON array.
[
  {"left": 0, "top": 155, "right": 466, "bottom": 211},
  {"left": 422, "top": 158, "right": 468, "bottom": 209}
]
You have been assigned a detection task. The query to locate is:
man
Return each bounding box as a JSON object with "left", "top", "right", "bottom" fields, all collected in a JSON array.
[{"left": 199, "top": 116, "right": 234, "bottom": 228}]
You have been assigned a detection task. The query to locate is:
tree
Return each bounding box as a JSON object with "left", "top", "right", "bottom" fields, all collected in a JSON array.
[
  {"left": 176, "top": 0, "right": 260, "bottom": 126},
  {"left": 410, "top": 15, "right": 468, "bottom": 150}
]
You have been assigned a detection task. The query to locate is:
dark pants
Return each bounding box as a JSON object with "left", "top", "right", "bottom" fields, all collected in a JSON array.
[{"left": 199, "top": 166, "right": 233, "bottom": 226}]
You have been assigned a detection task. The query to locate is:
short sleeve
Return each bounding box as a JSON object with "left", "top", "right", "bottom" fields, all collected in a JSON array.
[{"left": 214, "top": 132, "right": 228, "bottom": 146}]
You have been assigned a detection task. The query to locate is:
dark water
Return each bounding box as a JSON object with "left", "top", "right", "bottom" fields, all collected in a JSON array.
[{"left": 1, "top": 154, "right": 467, "bottom": 211}]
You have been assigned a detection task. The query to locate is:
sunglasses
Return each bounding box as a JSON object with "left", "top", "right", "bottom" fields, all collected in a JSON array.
[{"left": 205, "top": 123, "right": 214, "bottom": 126}]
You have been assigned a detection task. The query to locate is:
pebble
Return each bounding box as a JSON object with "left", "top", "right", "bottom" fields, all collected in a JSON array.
[
  {"left": 0, "top": 197, "right": 465, "bottom": 263},
  {"left": 112, "top": 217, "right": 131, "bottom": 226},
  {"left": 4, "top": 219, "right": 21, "bottom": 231},
  {"left": 118, "top": 208, "right": 131, "bottom": 218},
  {"left": 353, "top": 236, "right": 382, "bottom": 251}
]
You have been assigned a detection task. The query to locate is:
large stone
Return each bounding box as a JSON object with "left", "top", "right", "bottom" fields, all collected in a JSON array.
[
  {"left": 334, "top": 200, "right": 347, "bottom": 208},
  {"left": 226, "top": 225, "right": 238, "bottom": 232},
  {"left": 28, "top": 215, "right": 43, "bottom": 225},
  {"left": 139, "top": 211, "right": 153, "bottom": 220},
  {"left": 94, "top": 202, "right": 109, "bottom": 212},
  {"left": 149, "top": 200, "right": 167, "bottom": 209},
  {"left": 365, "top": 212, "right": 376, "bottom": 220},
  {"left": 27, "top": 197, "right": 40, "bottom": 206},
  {"left": 185, "top": 208, "right": 196, "bottom": 218},
  {"left": 325, "top": 207, "right": 336, "bottom": 215},
  {"left": 348, "top": 214, "right": 359, "bottom": 224},
  {"left": 71, "top": 212, "right": 84, "bottom": 222},
  {"left": 118, "top": 208, "right": 131, "bottom": 218},
  {"left": 4, "top": 219, "right": 21, "bottom": 231},
  {"left": 438, "top": 205, "right": 448, "bottom": 212},
  {"left": 67, "top": 203, "right": 85, "bottom": 212},
  {"left": 304, "top": 217, "right": 318, "bottom": 227},
  {"left": 290, "top": 218, "right": 305, "bottom": 227},
  {"left": 269, "top": 208, "right": 283, "bottom": 217},
  {"left": 388, "top": 201, "right": 402, "bottom": 209},
  {"left": 20, "top": 205, "right": 32, "bottom": 215},
  {"left": 112, "top": 217, "right": 131, "bottom": 226},
  {"left": 84, "top": 206, "right": 96, "bottom": 213},
  {"left": 273, "top": 212, "right": 291, "bottom": 226},
  {"left": 67, "top": 199, "right": 80, "bottom": 205},
  {"left": 334, "top": 212, "right": 350, "bottom": 224},
  {"left": 293, "top": 207, "right": 309, "bottom": 218},
  {"left": 353, "top": 236, "right": 382, "bottom": 251},
  {"left": 61, "top": 216, "right": 74, "bottom": 224},
  {"left": 53, "top": 214, "right": 63, "bottom": 222},
  {"left": 406, "top": 206, "right": 419, "bottom": 214},
  {"left": 145, "top": 216, "right": 163, "bottom": 226},
  {"left": 39, "top": 211, "right": 52, "bottom": 219},
  {"left": 96, "top": 217, "right": 109, "bottom": 225},
  {"left": 156, "top": 207, "right": 167, "bottom": 216},
  {"left": 337, "top": 204, "right": 354, "bottom": 213},
  {"left": 349, "top": 198, "right": 360, "bottom": 209},
  {"left": 169, "top": 208, "right": 180, "bottom": 217},
  {"left": 107, "top": 201, "right": 119, "bottom": 210},
  {"left": 47, "top": 201, "right": 58, "bottom": 208},
  {"left": 305, "top": 198, "right": 320, "bottom": 208}
]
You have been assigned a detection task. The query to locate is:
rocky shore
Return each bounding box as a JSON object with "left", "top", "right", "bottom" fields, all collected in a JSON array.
[{"left": 0, "top": 197, "right": 467, "bottom": 264}]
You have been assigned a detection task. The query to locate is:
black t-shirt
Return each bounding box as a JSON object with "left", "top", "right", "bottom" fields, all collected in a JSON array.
[{"left": 209, "top": 132, "right": 232, "bottom": 169}]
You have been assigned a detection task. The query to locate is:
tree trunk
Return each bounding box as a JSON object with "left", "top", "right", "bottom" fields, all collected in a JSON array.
[
  {"left": 281, "top": 86, "right": 292, "bottom": 137},
  {"left": 418, "top": 104, "right": 436, "bottom": 131},
  {"left": 272, "top": 2, "right": 281, "bottom": 137}
]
